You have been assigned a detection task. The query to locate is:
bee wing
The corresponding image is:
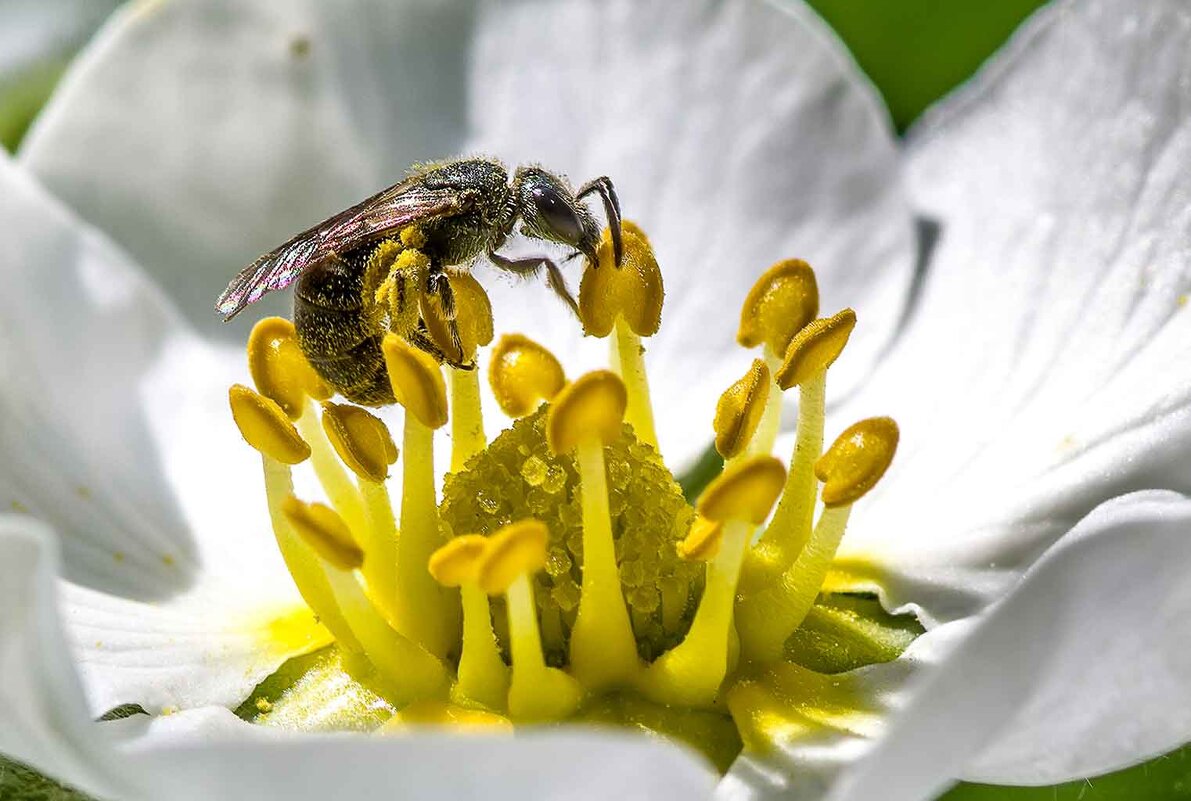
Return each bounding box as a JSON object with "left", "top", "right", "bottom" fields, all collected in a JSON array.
[{"left": 215, "top": 178, "right": 471, "bottom": 320}]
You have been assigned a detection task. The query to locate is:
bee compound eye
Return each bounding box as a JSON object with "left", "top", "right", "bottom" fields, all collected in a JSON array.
[{"left": 532, "top": 185, "right": 586, "bottom": 244}]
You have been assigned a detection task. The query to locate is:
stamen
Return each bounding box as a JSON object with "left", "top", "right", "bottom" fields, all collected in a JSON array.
[
  {"left": 579, "top": 225, "right": 662, "bottom": 448},
  {"left": 737, "top": 260, "right": 819, "bottom": 457},
  {"left": 429, "top": 536, "right": 510, "bottom": 711},
  {"left": 295, "top": 402, "right": 367, "bottom": 539},
  {"left": 321, "top": 402, "right": 398, "bottom": 484},
  {"left": 282, "top": 496, "right": 449, "bottom": 704},
  {"left": 640, "top": 456, "right": 785, "bottom": 707},
  {"left": 247, "top": 317, "right": 331, "bottom": 421},
  {"left": 738, "top": 418, "right": 898, "bottom": 664},
  {"left": 477, "top": 520, "right": 582, "bottom": 722},
  {"left": 382, "top": 335, "right": 459, "bottom": 657},
  {"left": 281, "top": 496, "right": 364, "bottom": 571},
  {"left": 488, "top": 333, "right": 566, "bottom": 418},
  {"left": 713, "top": 359, "right": 772, "bottom": 460},
  {"left": 547, "top": 371, "right": 639, "bottom": 688},
  {"left": 228, "top": 385, "right": 311, "bottom": 465},
  {"left": 321, "top": 402, "right": 401, "bottom": 624},
  {"left": 740, "top": 309, "right": 856, "bottom": 595},
  {"left": 422, "top": 274, "right": 495, "bottom": 472}
]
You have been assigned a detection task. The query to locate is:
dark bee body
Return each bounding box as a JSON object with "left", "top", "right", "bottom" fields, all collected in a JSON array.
[{"left": 217, "top": 157, "right": 623, "bottom": 406}]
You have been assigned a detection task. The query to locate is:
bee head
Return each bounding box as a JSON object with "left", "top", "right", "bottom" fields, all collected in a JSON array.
[{"left": 514, "top": 167, "right": 600, "bottom": 265}]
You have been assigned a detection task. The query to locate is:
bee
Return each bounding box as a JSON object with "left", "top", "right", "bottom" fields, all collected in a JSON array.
[{"left": 216, "top": 157, "right": 623, "bottom": 405}]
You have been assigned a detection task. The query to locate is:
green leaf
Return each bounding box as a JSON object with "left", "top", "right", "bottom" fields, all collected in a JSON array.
[{"left": 0, "top": 755, "right": 99, "bottom": 801}]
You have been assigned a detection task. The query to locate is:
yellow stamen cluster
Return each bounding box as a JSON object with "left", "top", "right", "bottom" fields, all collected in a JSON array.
[{"left": 229, "top": 221, "right": 906, "bottom": 762}]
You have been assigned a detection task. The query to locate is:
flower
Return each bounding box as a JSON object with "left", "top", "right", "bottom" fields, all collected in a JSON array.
[{"left": 3, "top": 1, "right": 1191, "bottom": 800}]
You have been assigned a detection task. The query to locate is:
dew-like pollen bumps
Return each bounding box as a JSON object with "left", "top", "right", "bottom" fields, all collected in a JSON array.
[{"left": 440, "top": 408, "right": 702, "bottom": 665}]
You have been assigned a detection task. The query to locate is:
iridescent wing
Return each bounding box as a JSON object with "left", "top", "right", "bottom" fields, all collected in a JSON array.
[{"left": 215, "top": 177, "right": 472, "bottom": 320}]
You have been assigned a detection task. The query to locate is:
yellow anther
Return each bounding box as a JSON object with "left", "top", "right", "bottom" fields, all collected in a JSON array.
[
  {"left": 698, "top": 455, "right": 786, "bottom": 525},
  {"left": 737, "top": 259, "right": 820, "bottom": 355},
  {"left": 713, "top": 359, "right": 772, "bottom": 459},
  {"left": 246, "top": 317, "right": 330, "bottom": 419},
  {"left": 546, "top": 370, "right": 627, "bottom": 454},
  {"left": 428, "top": 535, "right": 489, "bottom": 587},
  {"left": 229, "top": 384, "right": 311, "bottom": 464},
  {"left": 320, "top": 402, "right": 398, "bottom": 483},
  {"left": 281, "top": 496, "right": 364, "bottom": 571},
  {"left": 816, "top": 417, "right": 899, "bottom": 507},
  {"left": 579, "top": 224, "right": 664, "bottom": 337},
  {"left": 399, "top": 225, "right": 427, "bottom": 250},
  {"left": 677, "top": 516, "right": 725, "bottom": 562},
  {"left": 776, "top": 308, "right": 856, "bottom": 390},
  {"left": 488, "top": 333, "right": 566, "bottom": 418},
  {"left": 476, "top": 519, "right": 549, "bottom": 596},
  {"left": 423, "top": 273, "right": 495, "bottom": 364},
  {"left": 621, "top": 219, "right": 651, "bottom": 245},
  {"left": 382, "top": 334, "right": 448, "bottom": 429}
]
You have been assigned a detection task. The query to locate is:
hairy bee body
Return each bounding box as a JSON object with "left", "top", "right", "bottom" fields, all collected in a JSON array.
[
  {"left": 292, "top": 160, "right": 515, "bottom": 405},
  {"left": 217, "top": 156, "right": 623, "bottom": 407}
]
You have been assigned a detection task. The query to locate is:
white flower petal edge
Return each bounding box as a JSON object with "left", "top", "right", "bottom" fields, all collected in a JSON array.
[
  {"left": 18, "top": 0, "right": 916, "bottom": 470},
  {"left": 0, "top": 515, "right": 145, "bottom": 800},
  {"left": 831, "top": 0, "right": 1191, "bottom": 625},
  {"left": 116, "top": 708, "right": 720, "bottom": 801},
  {"left": 0, "top": 0, "right": 119, "bottom": 88},
  {"left": 722, "top": 490, "right": 1191, "bottom": 799},
  {"left": 830, "top": 490, "right": 1191, "bottom": 799},
  {"left": 2, "top": 517, "right": 720, "bottom": 801},
  {"left": 462, "top": 0, "right": 914, "bottom": 466},
  {"left": 0, "top": 151, "right": 319, "bottom": 717}
]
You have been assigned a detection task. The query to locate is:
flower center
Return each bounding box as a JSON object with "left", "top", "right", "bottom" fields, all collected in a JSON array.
[{"left": 227, "top": 224, "right": 918, "bottom": 766}]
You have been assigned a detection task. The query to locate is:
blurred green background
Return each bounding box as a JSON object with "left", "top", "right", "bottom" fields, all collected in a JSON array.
[{"left": 4, "top": 1, "right": 1191, "bottom": 800}]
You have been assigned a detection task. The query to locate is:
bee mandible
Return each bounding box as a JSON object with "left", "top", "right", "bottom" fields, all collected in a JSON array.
[{"left": 215, "top": 157, "right": 623, "bottom": 405}]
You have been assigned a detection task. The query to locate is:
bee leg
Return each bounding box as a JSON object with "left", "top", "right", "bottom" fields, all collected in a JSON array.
[
  {"left": 427, "top": 269, "right": 468, "bottom": 368},
  {"left": 488, "top": 249, "right": 580, "bottom": 318},
  {"left": 576, "top": 176, "right": 623, "bottom": 267}
]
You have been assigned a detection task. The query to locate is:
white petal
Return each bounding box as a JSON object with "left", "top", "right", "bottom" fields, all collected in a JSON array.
[
  {"left": 118, "top": 707, "right": 718, "bottom": 801},
  {"left": 20, "top": 0, "right": 479, "bottom": 344},
  {"left": 0, "top": 514, "right": 145, "bottom": 800},
  {"left": 0, "top": 1, "right": 118, "bottom": 82},
  {"left": 826, "top": 490, "right": 1191, "bottom": 799},
  {"left": 0, "top": 152, "right": 317, "bottom": 713},
  {"left": 19, "top": 0, "right": 916, "bottom": 470},
  {"left": 830, "top": 0, "right": 1191, "bottom": 624},
  {"left": 724, "top": 491, "right": 1191, "bottom": 799},
  {"left": 465, "top": 0, "right": 914, "bottom": 468}
]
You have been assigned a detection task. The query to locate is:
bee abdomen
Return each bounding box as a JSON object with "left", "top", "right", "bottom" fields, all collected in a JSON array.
[{"left": 294, "top": 251, "right": 395, "bottom": 406}]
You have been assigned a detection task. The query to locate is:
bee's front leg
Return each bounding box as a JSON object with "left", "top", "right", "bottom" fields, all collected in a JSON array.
[
  {"left": 426, "top": 268, "right": 471, "bottom": 370},
  {"left": 487, "top": 249, "right": 580, "bottom": 318}
]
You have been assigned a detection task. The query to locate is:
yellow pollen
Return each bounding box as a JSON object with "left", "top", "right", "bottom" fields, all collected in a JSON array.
[
  {"left": 488, "top": 333, "right": 566, "bottom": 418},
  {"left": 399, "top": 225, "right": 427, "bottom": 250},
  {"left": 320, "top": 402, "right": 398, "bottom": 483},
  {"left": 246, "top": 317, "right": 330, "bottom": 420},
  {"left": 737, "top": 259, "right": 820, "bottom": 355},
  {"left": 363, "top": 241, "right": 420, "bottom": 335},
  {"left": 229, "top": 384, "right": 311, "bottom": 464},
  {"left": 713, "top": 359, "right": 772, "bottom": 459},
  {"left": 677, "top": 516, "right": 725, "bottom": 562},
  {"left": 281, "top": 496, "right": 365, "bottom": 571},
  {"left": 698, "top": 455, "right": 787, "bottom": 525},
  {"left": 428, "top": 535, "right": 489, "bottom": 587},
  {"left": 546, "top": 370, "right": 627, "bottom": 454},
  {"left": 476, "top": 519, "right": 549, "bottom": 596},
  {"left": 579, "top": 224, "right": 664, "bottom": 338},
  {"left": 816, "top": 417, "right": 900, "bottom": 507},
  {"left": 423, "top": 273, "right": 495, "bottom": 365},
  {"left": 776, "top": 308, "right": 857, "bottom": 390},
  {"left": 382, "top": 334, "right": 448, "bottom": 429}
]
